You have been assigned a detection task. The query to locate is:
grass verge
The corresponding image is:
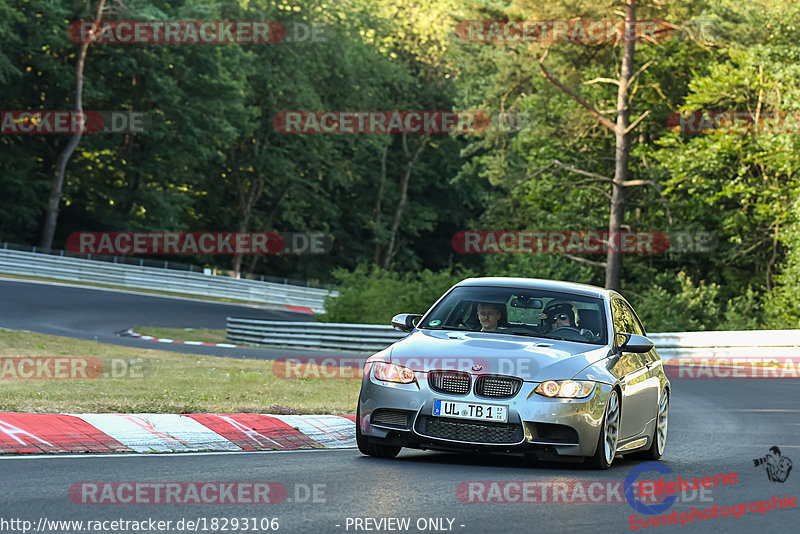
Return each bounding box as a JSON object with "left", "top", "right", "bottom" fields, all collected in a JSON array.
[{"left": 0, "top": 330, "right": 359, "bottom": 414}]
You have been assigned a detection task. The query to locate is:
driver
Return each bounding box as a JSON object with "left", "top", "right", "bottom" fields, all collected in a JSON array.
[
  {"left": 541, "top": 300, "right": 599, "bottom": 341},
  {"left": 542, "top": 301, "right": 578, "bottom": 331}
]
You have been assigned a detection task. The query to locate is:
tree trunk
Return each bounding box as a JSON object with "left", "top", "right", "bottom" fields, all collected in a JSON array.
[
  {"left": 382, "top": 133, "right": 429, "bottom": 269},
  {"left": 230, "top": 177, "right": 263, "bottom": 276},
  {"left": 373, "top": 142, "right": 389, "bottom": 265},
  {"left": 605, "top": 0, "right": 637, "bottom": 291},
  {"left": 40, "top": 0, "right": 105, "bottom": 251},
  {"left": 245, "top": 181, "right": 290, "bottom": 275},
  {"left": 229, "top": 144, "right": 264, "bottom": 276}
]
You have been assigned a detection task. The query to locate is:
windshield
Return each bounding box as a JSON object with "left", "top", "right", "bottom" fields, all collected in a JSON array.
[{"left": 420, "top": 286, "right": 607, "bottom": 345}]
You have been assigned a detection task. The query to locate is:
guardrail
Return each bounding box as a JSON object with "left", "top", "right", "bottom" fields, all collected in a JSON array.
[
  {"left": 226, "top": 319, "right": 405, "bottom": 351},
  {"left": 0, "top": 248, "right": 335, "bottom": 312},
  {"left": 649, "top": 330, "right": 800, "bottom": 360},
  {"left": 1, "top": 242, "right": 331, "bottom": 288},
  {"left": 226, "top": 319, "right": 800, "bottom": 356}
]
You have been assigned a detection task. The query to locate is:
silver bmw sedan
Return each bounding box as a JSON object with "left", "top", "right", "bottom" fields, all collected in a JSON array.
[{"left": 356, "top": 277, "right": 670, "bottom": 469}]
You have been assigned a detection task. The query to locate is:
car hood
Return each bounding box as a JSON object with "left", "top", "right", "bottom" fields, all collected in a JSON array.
[{"left": 387, "top": 329, "right": 609, "bottom": 382}]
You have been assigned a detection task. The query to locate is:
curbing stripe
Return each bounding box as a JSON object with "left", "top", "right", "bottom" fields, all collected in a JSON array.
[
  {"left": 0, "top": 413, "right": 129, "bottom": 454},
  {"left": 0, "top": 413, "right": 356, "bottom": 454},
  {"left": 285, "top": 305, "right": 314, "bottom": 314},
  {"left": 185, "top": 413, "right": 323, "bottom": 450},
  {"left": 271, "top": 415, "right": 357, "bottom": 449},
  {"left": 73, "top": 414, "right": 241, "bottom": 453},
  {"left": 118, "top": 328, "right": 239, "bottom": 348}
]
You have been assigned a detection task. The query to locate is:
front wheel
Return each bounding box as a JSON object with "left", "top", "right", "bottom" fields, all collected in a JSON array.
[
  {"left": 356, "top": 407, "right": 402, "bottom": 459},
  {"left": 585, "top": 388, "right": 620, "bottom": 469}
]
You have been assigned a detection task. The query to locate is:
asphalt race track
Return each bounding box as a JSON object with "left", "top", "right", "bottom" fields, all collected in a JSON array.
[
  {"left": 1, "top": 380, "right": 798, "bottom": 533},
  {"left": 0, "top": 278, "right": 360, "bottom": 360}
]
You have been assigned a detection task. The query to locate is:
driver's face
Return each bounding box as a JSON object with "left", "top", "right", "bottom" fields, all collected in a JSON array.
[
  {"left": 477, "top": 304, "right": 501, "bottom": 331},
  {"left": 550, "top": 313, "right": 572, "bottom": 329}
]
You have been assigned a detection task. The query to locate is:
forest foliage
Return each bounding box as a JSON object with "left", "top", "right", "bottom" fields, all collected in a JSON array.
[{"left": 1, "top": 0, "right": 798, "bottom": 330}]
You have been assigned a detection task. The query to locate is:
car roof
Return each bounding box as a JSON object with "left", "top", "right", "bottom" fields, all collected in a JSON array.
[{"left": 454, "top": 277, "right": 610, "bottom": 299}]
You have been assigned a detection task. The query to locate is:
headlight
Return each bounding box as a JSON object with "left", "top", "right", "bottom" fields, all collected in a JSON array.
[
  {"left": 534, "top": 380, "right": 595, "bottom": 398},
  {"left": 373, "top": 362, "right": 416, "bottom": 384}
]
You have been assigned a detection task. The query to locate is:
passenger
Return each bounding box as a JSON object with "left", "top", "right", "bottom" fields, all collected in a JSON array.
[{"left": 476, "top": 302, "right": 503, "bottom": 332}]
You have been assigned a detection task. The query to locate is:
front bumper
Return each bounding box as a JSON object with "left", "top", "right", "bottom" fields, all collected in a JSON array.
[{"left": 358, "top": 366, "right": 613, "bottom": 459}]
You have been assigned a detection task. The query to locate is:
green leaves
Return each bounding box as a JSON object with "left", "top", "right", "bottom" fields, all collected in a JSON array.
[
  {"left": 1, "top": 0, "right": 799, "bottom": 328},
  {"left": 319, "top": 264, "right": 476, "bottom": 324}
]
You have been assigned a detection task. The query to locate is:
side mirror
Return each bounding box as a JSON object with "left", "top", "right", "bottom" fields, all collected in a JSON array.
[
  {"left": 391, "top": 313, "right": 423, "bottom": 332},
  {"left": 616, "top": 333, "right": 653, "bottom": 353}
]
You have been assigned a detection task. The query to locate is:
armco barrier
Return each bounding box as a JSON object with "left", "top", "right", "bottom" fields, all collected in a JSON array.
[
  {"left": 649, "top": 330, "right": 800, "bottom": 360},
  {"left": 226, "top": 319, "right": 800, "bottom": 357},
  {"left": 226, "top": 319, "right": 406, "bottom": 351},
  {"left": 0, "top": 248, "right": 335, "bottom": 312}
]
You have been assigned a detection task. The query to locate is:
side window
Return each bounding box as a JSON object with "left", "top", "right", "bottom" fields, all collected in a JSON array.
[
  {"left": 621, "top": 301, "right": 645, "bottom": 336},
  {"left": 611, "top": 298, "right": 634, "bottom": 334},
  {"left": 624, "top": 302, "right": 647, "bottom": 336},
  {"left": 612, "top": 299, "right": 648, "bottom": 368},
  {"left": 611, "top": 297, "right": 642, "bottom": 350}
]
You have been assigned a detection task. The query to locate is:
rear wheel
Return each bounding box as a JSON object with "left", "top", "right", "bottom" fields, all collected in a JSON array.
[
  {"left": 585, "top": 388, "right": 620, "bottom": 469},
  {"left": 356, "top": 407, "right": 402, "bottom": 459},
  {"left": 634, "top": 389, "right": 668, "bottom": 460}
]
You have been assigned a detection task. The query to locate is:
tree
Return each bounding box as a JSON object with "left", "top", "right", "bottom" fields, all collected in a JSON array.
[
  {"left": 535, "top": 0, "right": 651, "bottom": 289},
  {"left": 40, "top": 0, "right": 105, "bottom": 251}
]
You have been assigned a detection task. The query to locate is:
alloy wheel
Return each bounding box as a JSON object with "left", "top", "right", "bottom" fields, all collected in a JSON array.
[{"left": 603, "top": 390, "right": 620, "bottom": 464}]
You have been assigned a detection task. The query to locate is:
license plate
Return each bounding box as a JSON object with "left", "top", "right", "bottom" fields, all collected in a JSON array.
[{"left": 433, "top": 400, "right": 508, "bottom": 423}]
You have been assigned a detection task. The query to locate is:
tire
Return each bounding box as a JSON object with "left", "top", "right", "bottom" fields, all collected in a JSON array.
[
  {"left": 633, "top": 388, "right": 669, "bottom": 461},
  {"left": 585, "top": 388, "right": 620, "bottom": 469},
  {"left": 356, "top": 407, "right": 402, "bottom": 459}
]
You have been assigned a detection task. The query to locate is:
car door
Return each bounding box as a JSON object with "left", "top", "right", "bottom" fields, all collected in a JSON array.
[
  {"left": 624, "top": 300, "right": 662, "bottom": 424},
  {"left": 608, "top": 298, "right": 651, "bottom": 439}
]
